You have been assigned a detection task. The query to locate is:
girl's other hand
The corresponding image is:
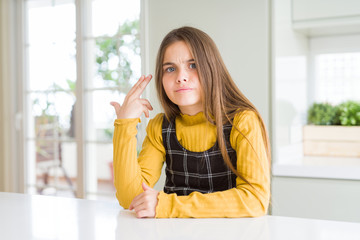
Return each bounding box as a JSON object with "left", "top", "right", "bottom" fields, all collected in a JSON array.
[
  {"left": 129, "top": 183, "right": 159, "bottom": 218},
  {"left": 110, "top": 74, "right": 153, "bottom": 119}
]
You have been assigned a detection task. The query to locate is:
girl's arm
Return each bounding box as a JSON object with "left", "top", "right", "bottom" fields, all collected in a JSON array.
[
  {"left": 111, "top": 74, "right": 165, "bottom": 208},
  {"left": 155, "top": 111, "right": 270, "bottom": 218},
  {"left": 113, "top": 114, "right": 166, "bottom": 209}
]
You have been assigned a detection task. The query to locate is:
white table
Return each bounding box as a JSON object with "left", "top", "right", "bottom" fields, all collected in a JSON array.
[{"left": 1, "top": 192, "right": 359, "bottom": 240}]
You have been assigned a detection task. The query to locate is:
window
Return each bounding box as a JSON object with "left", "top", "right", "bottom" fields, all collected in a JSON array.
[
  {"left": 24, "top": 0, "right": 141, "bottom": 200},
  {"left": 314, "top": 52, "right": 360, "bottom": 104}
]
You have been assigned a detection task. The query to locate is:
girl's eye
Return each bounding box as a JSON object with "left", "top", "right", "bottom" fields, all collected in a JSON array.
[
  {"left": 190, "top": 63, "right": 196, "bottom": 69},
  {"left": 165, "top": 67, "right": 175, "bottom": 73}
]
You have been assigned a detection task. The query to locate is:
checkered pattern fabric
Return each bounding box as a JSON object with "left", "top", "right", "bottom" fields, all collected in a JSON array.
[{"left": 162, "top": 116, "right": 237, "bottom": 196}]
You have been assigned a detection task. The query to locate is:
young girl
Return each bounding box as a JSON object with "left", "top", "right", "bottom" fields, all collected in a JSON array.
[{"left": 110, "top": 26, "right": 270, "bottom": 218}]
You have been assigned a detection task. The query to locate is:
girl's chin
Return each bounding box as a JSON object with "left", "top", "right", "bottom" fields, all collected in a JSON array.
[
  {"left": 168, "top": 95, "right": 202, "bottom": 109},
  {"left": 175, "top": 101, "right": 200, "bottom": 107}
]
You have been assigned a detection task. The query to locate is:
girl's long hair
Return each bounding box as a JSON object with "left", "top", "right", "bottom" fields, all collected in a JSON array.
[{"left": 155, "top": 26, "right": 271, "bottom": 187}]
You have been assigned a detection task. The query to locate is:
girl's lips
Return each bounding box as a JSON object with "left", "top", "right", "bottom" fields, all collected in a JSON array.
[{"left": 176, "top": 88, "right": 192, "bottom": 92}]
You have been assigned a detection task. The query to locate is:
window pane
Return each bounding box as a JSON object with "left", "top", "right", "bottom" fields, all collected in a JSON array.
[
  {"left": 28, "top": 92, "right": 76, "bottom": 139},
  {"left": 27, "top": 1, "right": 76, "bottom": 91},
  {"left": 315, "top": 52, "right": 360, "bottom": 105},
  {"left": 85, "top": 31, "right": 141, "bottom": 89},
  {"left": 26, "top": 138, "right": 77, "bottom": 197},
  {"left": 86, "top": 143, "right": 115, "bottom": 200},
  {"left": 91, "top": 0, "right": 140, "bottom": 37},
  {"left": 85, "top": 90, "right": 124, "bottom": 142},
  {"left": 26, "top": 90, "right": 77, "bottom": 196},
  {"left": 28, "top": 1, "right": 76, "bottom": 45}
]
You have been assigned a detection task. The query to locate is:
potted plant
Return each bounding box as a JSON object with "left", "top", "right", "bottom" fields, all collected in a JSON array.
[{"left": 303, "top": 101, "right": 360, "bottom": 158}]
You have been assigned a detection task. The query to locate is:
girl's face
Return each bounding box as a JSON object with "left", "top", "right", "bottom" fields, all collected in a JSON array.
[{"left": 162, "top": 41, "right": 203, "bottom": 116}]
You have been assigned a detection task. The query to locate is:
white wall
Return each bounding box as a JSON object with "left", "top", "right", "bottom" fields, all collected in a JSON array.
[
  {"left": 144, "top": 0, "right": 271, "bottom": 191},
  {"left": 273, "top": 0, "right": 308, "bottom": 156}
]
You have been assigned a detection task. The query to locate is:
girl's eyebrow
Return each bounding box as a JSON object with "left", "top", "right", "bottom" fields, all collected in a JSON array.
[
  {"left": 162, "top": 62, "right": 173, "bottom": 67},
  {"left": 162, "top": 59, "right": 195, "bottom": 67}
]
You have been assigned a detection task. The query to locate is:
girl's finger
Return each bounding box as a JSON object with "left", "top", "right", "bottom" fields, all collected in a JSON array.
[
  {"left": 110, "top": 101, "right": 121, "bottom": 116},
  {"left": 127, "top": 75, "right": 145, "bottom": 96},
  {"left": 110, "top": 101, "right": 120, "bottom": 109},
  {"left": 144, "top": 109, "right": 150, "bottom": 118},
  {"left": 129, "top": 193, "right": 145, "bottom": 210},
  {"left": 127, "top": 74, "right": 150, "bottom": 98},
  {"left": 133, "top": 202, "right": 147, "bottom": 213},
  {"left": 136, "top": 210, "right": 151, "bottom": 218},
  {"left": 132, "top": 74, "right": 152, "bottom": 99},
  {"left": 139, "top": 99, "right": 153, "bottom": 111}
]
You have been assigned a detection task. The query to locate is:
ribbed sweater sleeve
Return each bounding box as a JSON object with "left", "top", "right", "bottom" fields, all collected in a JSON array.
[{"left": 113, "top": 114, "right": 165, "bottom": 208}]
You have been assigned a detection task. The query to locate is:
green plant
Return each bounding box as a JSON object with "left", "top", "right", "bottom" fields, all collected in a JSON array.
[
  {"left": 95, "top": 19, "right": 140, "bottom": 89},
  {"left": 103, "top": 128, "right": 114, "bottom": 140},
  {"left": 33, "top": 96, "right": 56, "bottom": 117},
  {"left": 338, "top": 101, "right": 360, "bottom": 126},
  {"left": 307, "top": 102, "right": 340, "bottom": 125}
]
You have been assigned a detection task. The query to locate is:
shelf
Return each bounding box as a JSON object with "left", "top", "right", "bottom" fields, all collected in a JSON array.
[{"left": 273, "top": 156, "right": 360, "bottom": 180}]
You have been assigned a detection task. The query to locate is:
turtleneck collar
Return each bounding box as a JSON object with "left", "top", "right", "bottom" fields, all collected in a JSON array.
[{"left": 178, "top": 111, "right": 208, "bottom": 125}]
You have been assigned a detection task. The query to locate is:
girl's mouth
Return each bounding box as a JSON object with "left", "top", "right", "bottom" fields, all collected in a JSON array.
[{"left": 176, "top": 88, "right": 192, "bottom": 92}]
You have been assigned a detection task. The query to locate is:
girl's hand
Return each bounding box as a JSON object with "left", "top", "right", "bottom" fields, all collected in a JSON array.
[
  {"left": 129, "top": 183, "right": 159, "bottom": 218},
  {"left": 110, "top": 75, "right": 153, "bottom": 119}
]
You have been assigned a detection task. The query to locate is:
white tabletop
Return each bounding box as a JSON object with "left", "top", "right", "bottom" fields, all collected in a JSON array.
[{"left": 1, "top": 192, "right": 359, "bottom": 240}]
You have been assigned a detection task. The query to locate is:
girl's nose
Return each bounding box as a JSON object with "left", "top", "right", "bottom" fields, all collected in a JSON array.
[
  {"left": 176, "top": 77, "right": 188, "bottom": 83},
  {"left": 176, "top": 69, "right": 188, "bottom": 83}
]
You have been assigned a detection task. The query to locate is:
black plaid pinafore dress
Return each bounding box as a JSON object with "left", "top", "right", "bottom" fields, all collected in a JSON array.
[{"left": 162, "top": 115, "right": 238, "bottom": 196}]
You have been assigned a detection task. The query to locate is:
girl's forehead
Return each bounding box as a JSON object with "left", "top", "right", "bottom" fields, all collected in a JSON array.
[{"left": 163, "top": 41, "right": 193, "bottom": 62}]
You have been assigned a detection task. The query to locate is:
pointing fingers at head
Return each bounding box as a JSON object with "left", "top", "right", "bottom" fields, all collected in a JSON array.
[
  {"left": 128, "top": 74, "right": 152, "bottom": 99},
  {"left": 110, "top": 74, "right": 153, "bottom": 119},
  {"left": 136, "top": 74, "right": 152, "bottom": 96},
  {"left": 126, "top": 75, "right": 145, "bottom": 97}
]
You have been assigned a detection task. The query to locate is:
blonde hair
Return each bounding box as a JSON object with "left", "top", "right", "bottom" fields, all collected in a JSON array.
[{"left": 155, "top": 26, "right": 271, "bottom": 187}]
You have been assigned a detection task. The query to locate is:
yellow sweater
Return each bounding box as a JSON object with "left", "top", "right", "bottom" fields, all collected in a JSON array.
[{"left": 113, "top": 110, "right": 270, "bottom": 218}]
